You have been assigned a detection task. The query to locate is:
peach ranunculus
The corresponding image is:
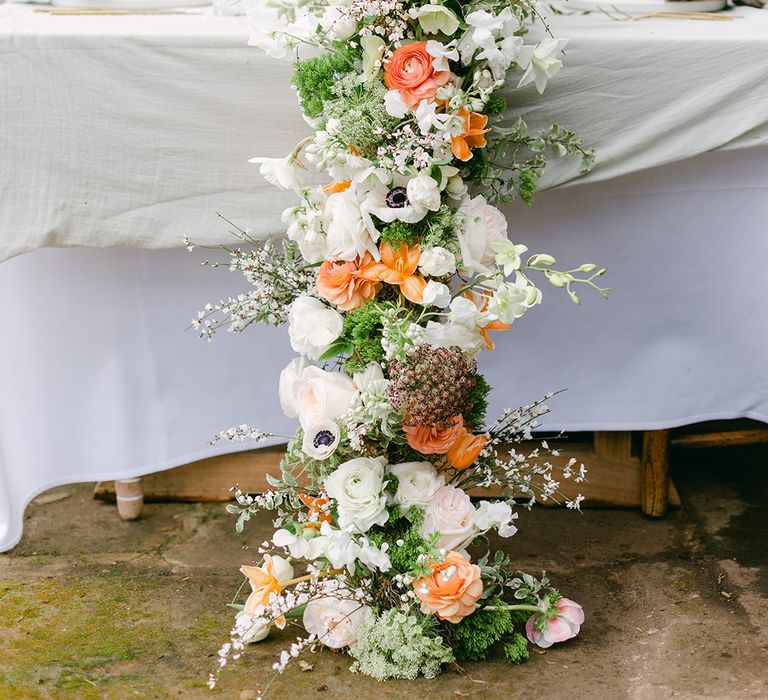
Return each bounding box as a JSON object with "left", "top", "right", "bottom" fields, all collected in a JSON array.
[
  {"left": 316, "top": 254, "right": 381, "bottom": 311},
  {"left": 412, "top": 551, "right": 483, "bottom": 623},
  {"left": 384, "top": 41, "right": 451, "bottom": 109},
  {"left": 446, "top": 428, "right": 489, "bottom": 469},
  {"left": 240, "top": 554, "right": 294, "bottom": 628},
  {"left": 451, "top": 108, "right": 490, "bottom": 161},
  {"left": 359, "top": 241, "right": 427, "bottom": 303},
  {"left": 404, "top": 413, "right": 464, "bottom": 454}
]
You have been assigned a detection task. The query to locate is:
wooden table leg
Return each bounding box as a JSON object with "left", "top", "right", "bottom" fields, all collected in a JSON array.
[
  {"left": 642, "top": 430, "right": 669, "bottom": 517},
  {"left": 115, "top": 478, "right": 143, "bottom": 520}
]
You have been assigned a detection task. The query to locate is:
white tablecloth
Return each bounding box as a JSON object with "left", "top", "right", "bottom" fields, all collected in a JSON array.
[
  {"left": 2, "top": 5, "right": 768, "bottom": 261},
  {"left": 2, "top": 145, "right": 767, "bottom": 551}
]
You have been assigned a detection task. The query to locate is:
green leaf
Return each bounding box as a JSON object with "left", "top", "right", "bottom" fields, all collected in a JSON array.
[
  {"left": 227, "top": 603, "right": 245, "bottom": 611},
  {"left": 318, "top": 338, "right": 354, "bottom": 361}
]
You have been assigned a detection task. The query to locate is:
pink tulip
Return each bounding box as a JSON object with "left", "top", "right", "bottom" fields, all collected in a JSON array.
[{"left": 525, "top": 598, "right": 585, "bottom": 649}]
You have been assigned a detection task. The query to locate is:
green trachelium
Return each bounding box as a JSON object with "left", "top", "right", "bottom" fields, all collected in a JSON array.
[
  {"left": 446, "top": 600, "right": 514, "bottom": 662},
  {"left": 349, "top": 609, "right": 454, "bottom": 680},
  {"left": 291, "top": 53, "right": 353, "bottom": 119}
]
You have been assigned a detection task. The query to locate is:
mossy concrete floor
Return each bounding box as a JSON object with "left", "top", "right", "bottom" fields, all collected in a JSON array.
[{"left": 1, "top": 446, "right": 766, "bottom": 700}]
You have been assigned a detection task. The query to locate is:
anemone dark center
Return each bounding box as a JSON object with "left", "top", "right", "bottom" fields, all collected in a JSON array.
[
  {"left": 386, "top": 186, "right": 409, "bottom": 209},
  {"left": 313, "top": 430, "right": 336, "bottom": 447}
]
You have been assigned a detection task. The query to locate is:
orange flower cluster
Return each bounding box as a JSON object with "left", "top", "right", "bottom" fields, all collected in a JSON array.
[
  {"left": 316, "top": 254, "right": 381, "bottom": 311},
  {"left": 404, "top": 413, "right": 489, "bottom": 470}
]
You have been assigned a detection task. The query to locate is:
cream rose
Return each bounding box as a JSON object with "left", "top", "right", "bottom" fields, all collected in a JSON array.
[
  {"left": 303, "top": 597, "right": 371, "bottom": 649},
  {"left": 420, "top": 484, "right": 477, "bottom": 551},
  {"left": 325, "top": 457, "right": 389, "bottom": 532},
  {"left": 287, "top": 295, "right": 343, "bottom": 360},
  {"left": 457, "top": 195, "right": 509, "bottom": 277},
  {"left": 406, "top": 173, "right": 442, "bottom": 214},
  {"left": 388, "top": 461, "right": 444, "bottom": 514}
]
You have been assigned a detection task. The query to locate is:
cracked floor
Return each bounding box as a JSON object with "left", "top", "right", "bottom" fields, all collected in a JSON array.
[{"left": 1, "top": 445, "right": 766, "bottom": 699}]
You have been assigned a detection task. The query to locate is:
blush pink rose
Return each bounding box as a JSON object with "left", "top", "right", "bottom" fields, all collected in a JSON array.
[
  {"left": 384, "top": 41, "right": 451, "bottom": 108},
  {"left": 525, "top": 597, "right": 585, "bottom": 648}
]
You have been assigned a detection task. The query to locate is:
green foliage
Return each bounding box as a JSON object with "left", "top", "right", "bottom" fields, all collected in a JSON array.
[
  {"left": 503, "top": 632, "right": 530, "bottom": 665},
  {"left": 323, "top": 75, "right": 400, "bottom": 155},
  {"left": 448, "top": 600, "right": 513, "bottom": 662},
  {"left": 485, "top": 94, "right": 507, "bottom": 115},
  {"left": 342, "top": 301, "right": 391, "bottom": 373},
  {"left": 463, "top": 373, "right": 490, "bottom": 430},
  {"left": 418, "top": 205, "right": 458, "bottom": 250},
  {"left": 349, "top": 609, "right": 454, "bottom": 680},
  {"left": 367, "top": 511, "right": 431, "bottom": 575},
  {"left": 380, "top": 220, "right": 420, "bottom": 248},
  {"left": 291, "top": 53, "right": 352, "bottom": 119}
]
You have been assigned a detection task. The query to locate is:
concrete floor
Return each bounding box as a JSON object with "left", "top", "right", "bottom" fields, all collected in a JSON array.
[{"left": 1, "top": 446, "right": 766, "bottom": 699}]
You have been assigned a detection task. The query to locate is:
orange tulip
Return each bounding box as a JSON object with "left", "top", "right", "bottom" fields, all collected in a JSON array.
[
  {"left": 360, "top": 242, "right": 427, "bottom": 303},
  {"left": 323, "top": 180, "right": 351, "bottom": 194},
  {"left": 404, "top": 414, "right": 465, "bottom": 455},
  {"left": 316, "top": 254, "right": 381, "bottom": 311},
  {"left": 445, "top": 428, "right": 489, "bottom": 469},
  {"left": 451, "top": 108, "right": 489, "bottom": 162}
]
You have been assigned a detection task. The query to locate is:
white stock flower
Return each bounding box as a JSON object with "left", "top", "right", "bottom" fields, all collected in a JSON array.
[
  {"left": 325, "top": 457, "right": 389, "bottom": 533},
  {"left": 388, "top": 461, "right": 444, "bottom": 514},
  {"left": 457, "top": 10, "right": 503, "bottom": 64},
  {"left": 457, "top": 195, "right": 509, "bottom": 277},
  {"left": 357, "top": 537, "right": 392, "bottom": 572},
  {"left": 517, "top": 38, "right": 569, "bottom": 94},
  {"left": 318, "top": 522, "right": 361, "bottom": 572},
  {"left": 360, "top": 35, "right": 386, "bottom": 83},
  {"left": 475, "top": 500, "right": 519, "bottom": 538},
  {"left": 273, "top": 527, "right": 311, "bottom": 558},
  {"left": 419, "top": 246, "right": 456, "bottom": 277},
  {"left": 303, "top": 597, "right": 372, "bottom": 649},
  {"left": 415, "top": 6, "right": 460, "bottom": 36},
  {"left": 425, "top": 40, "right": 459, "bottom": 72},
  {"left": 324, "top": 190, "right": 380, "bottom": 261},
  {"left": 424, "top": 296, "right": 490, "bottom": 356},
  {"left": 406, "top": 173, "right": 442, "bottom": 214},
  {"left": 415, "top": 100, "right": 451, "bottom": 136},
  {"left": 234, "top": 611, "right": 270, "bottom": 644},
  {"left": 420, "top": 280, "right": 452, "bottom": 309},
  {"left": 352, "top": 362, "right": 386, "bottom": 393},
  {"left": 420, "top": 484, "right": 477, "bottom": 551},
  {"left": 288, "top": 295, "right": 343, "bottom": 360},
  {"left": 248, "top": 155, "right": 303, "bottom": 191},
  {"left": 488, "top": 278, "right": 542, "bottom": 324}
]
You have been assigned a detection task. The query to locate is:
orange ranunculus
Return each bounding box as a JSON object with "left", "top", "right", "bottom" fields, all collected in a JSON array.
[
  {"left": 404, "top": 414, "right": 464, "bottom": 455},
  {"left": 384, "top": 41, "right": 451, "bottom": 109},
  {"left": 323, "top": 180, "right": 351, "bottom": 194},
  {"left": 240, "top": 554, "right": 293, "bottom": 627},
  {"left": 316, "top": 254, "right": 381, "bottom": 311},
  {"left": 412, "top": 551, "right": 483, "bottom": 623},
  {"left": 446, "top": 428, "right": 489, "bottom": 469},
  {"left": 451, "top": 108, "right": 489, "bottom": 162},
  {"left": 359, "top": 242, "right": 427, "bottom": 303},
  {"left": 299, "top": 493, "right": 332, "bottom": 529}
]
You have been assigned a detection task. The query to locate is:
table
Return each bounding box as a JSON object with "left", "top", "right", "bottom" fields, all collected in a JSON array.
[{"left": 2, "top": 6, "right": 768, "bottom": 550}]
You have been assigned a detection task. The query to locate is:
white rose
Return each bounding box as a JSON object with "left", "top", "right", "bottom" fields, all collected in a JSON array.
[
  {"left": 445, "top": 175, "right": 468, "bottom": 200},
  {"left": 420, "top": 484, "right": 477, "bottom": 551},
  {"left": 248, "top": 155, "right": 303, "bottom": 191},
  {"left": 406, "top": 173, "right": 441, "bottom": 214},
  {"left": 388, "top": 462, "right": 444, "bottom": 514},
  {"left": 278, "top": 357, "right": 308, "bottom": 419},
  {"left": 419, "top": 246, "right": 456, "bottom": 277},
  {"left": 475, "top": 500, "right": 518, "bottom": 538},
  {"left": 420, "top": 280, "right": 451, "bottom": 309},
  {"left": 288, "top": 295, "right": 343, "bottom": 360},
  {"left": 234, "top": 611, "right": 270, "bottom": 644},
  {"left": 324, "top": 190, "right": 379, "bottom": 261},
  {"left": 292, "top": 365, "right": 358, "bottom": 428},
  {"left": 325, "top": 457, "right": 389, "bottom": 533},
  {"left": 303, "top": 597, "right": 371, "bottom": 649},
  {"left": 415, "top": 5, "right": 460, "bottom": 36},
  {"left": 457, "top": 195, "right": 509, "bottom": 277}
]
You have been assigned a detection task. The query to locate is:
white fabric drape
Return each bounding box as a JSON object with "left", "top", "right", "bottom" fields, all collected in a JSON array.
[
  {"left": 2, "top": 5, "right": 768, "bottom": 261},
  {"left": 2, "top": 145, "right": 767, "bottom": 551}
]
